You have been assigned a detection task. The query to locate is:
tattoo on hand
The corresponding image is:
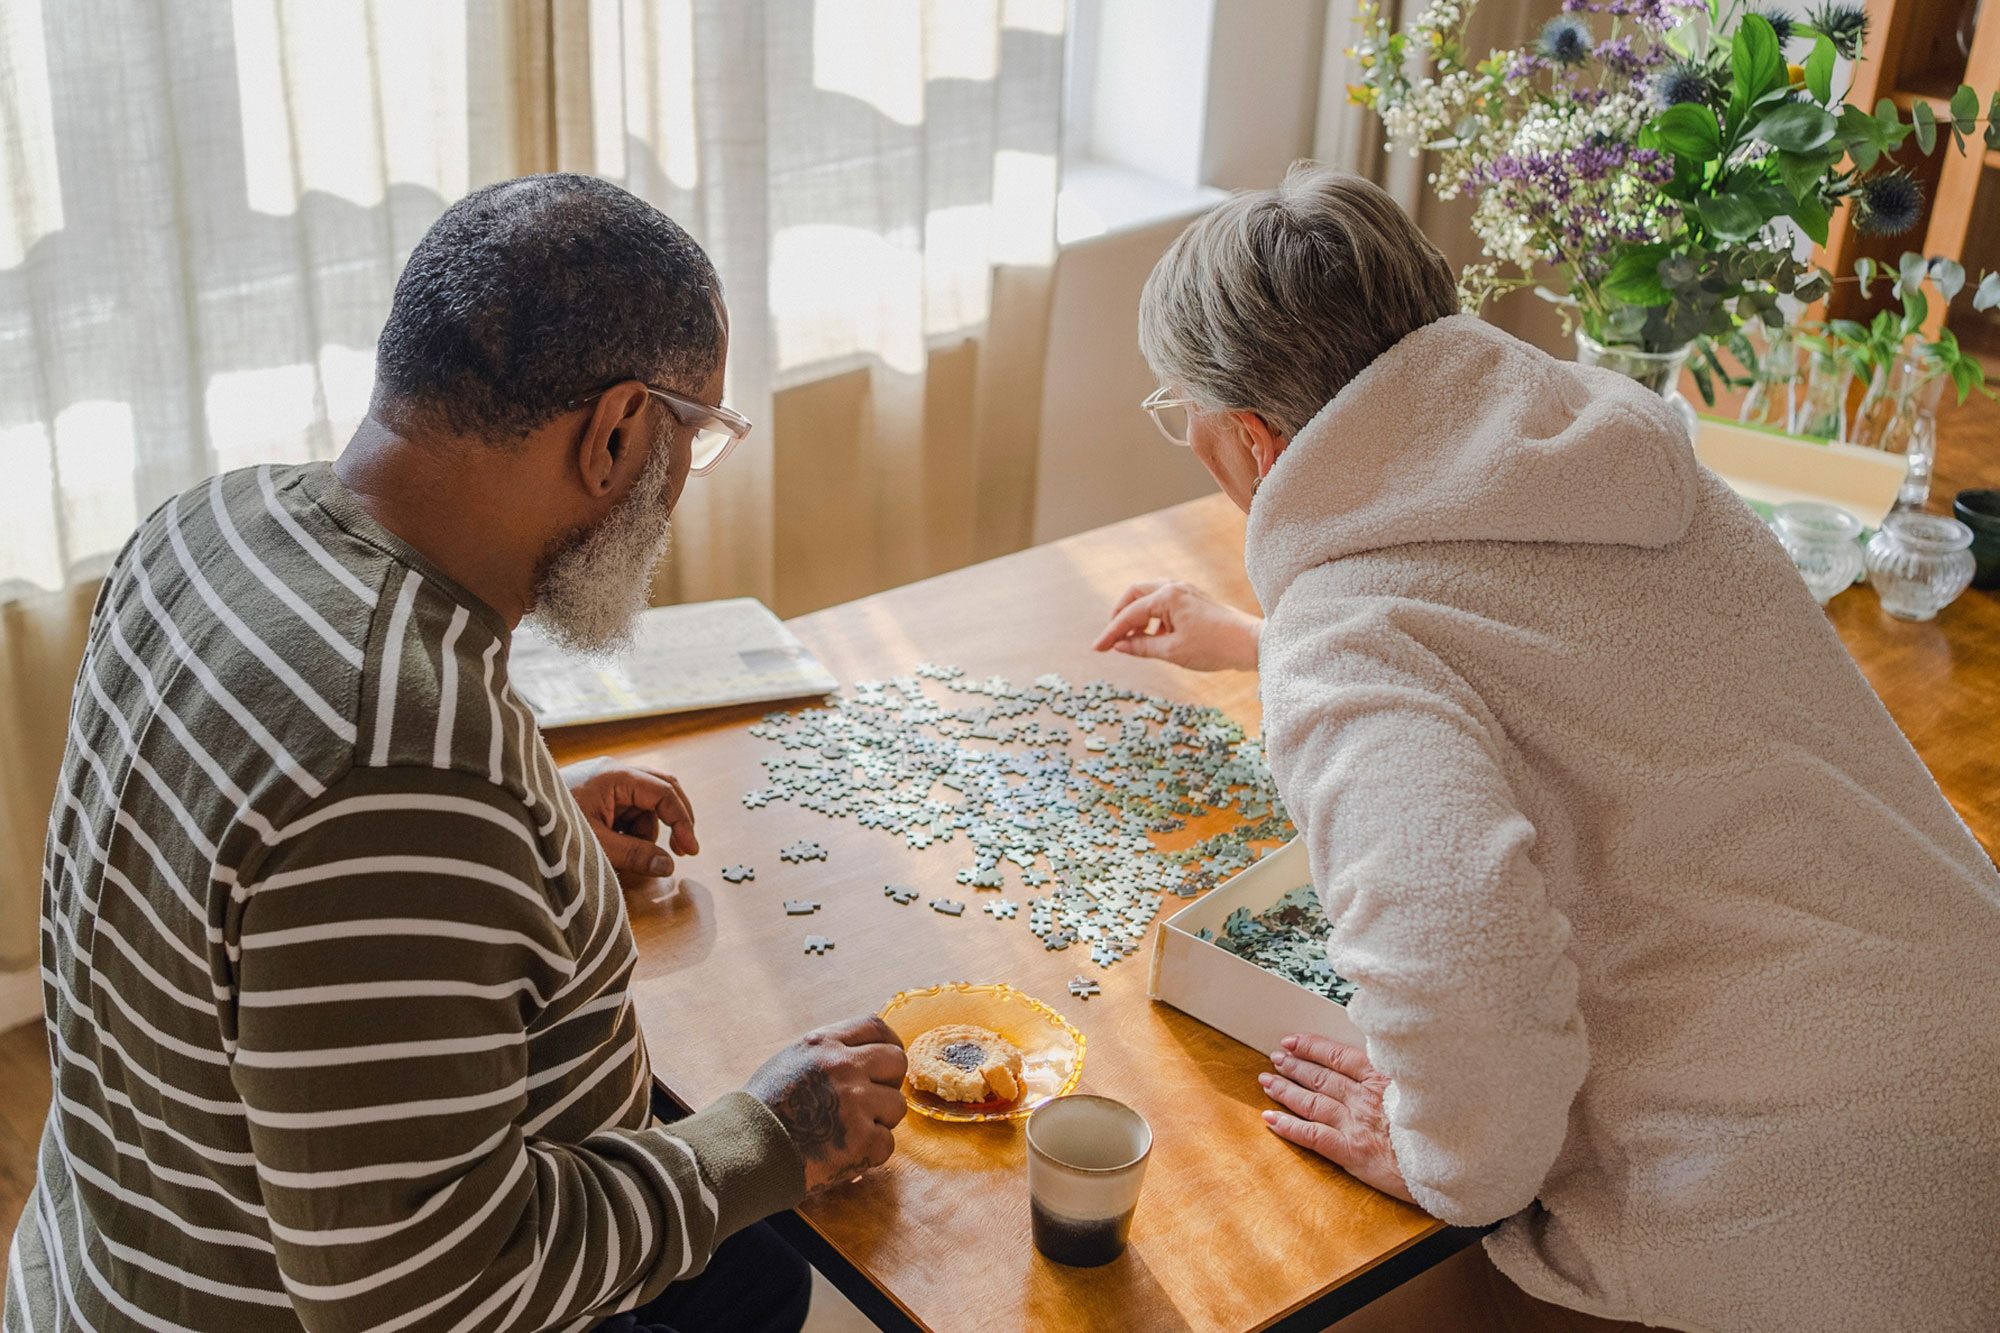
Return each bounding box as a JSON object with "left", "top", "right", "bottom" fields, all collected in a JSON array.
[{"left": 777, "top": 1066, "right": 845, "bottom": 1159}]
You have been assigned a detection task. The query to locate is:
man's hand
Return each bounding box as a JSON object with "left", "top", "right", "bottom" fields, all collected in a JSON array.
[
  {"left": 562, "top": 758, "right": 698, "bottom": 878},
  {"left": 1259, "top": 1033, "right": 1415, "bottom": 1204},
  {"left": 745, "top": 1015, "right": 909, "bottom": 1193},
  {"left": 1090, "top": 580, "right": 1263, "bottom": 672}
]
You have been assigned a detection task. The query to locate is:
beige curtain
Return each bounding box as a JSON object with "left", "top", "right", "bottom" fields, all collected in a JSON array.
[
  {"left": 0, "top": 0, "right": 1066, "bottom": 964},
  {"left": 1314, "top": 0, "right": 1568, "bottom": 352}
]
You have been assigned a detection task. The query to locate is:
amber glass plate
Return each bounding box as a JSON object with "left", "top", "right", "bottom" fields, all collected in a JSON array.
[{"left": 878, "top": 982, "right": 1086, "bottom": 1123}]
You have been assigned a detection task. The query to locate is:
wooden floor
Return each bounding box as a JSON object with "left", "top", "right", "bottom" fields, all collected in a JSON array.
[
  {"left": 0, "top": 1021, "right": 49, "bottom": 1245},
  {"left": 1, "top": 364, "right": 1995, "bottom": 1273}
]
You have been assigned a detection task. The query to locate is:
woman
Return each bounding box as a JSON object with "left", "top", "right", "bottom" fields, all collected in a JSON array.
[{"left": 1095, "top": 164, "right": 2000, "bottom": 1332}]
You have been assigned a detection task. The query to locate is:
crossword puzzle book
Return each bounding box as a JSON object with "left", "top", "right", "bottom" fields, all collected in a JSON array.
[{"left": 510, "top": 597, "right": 838, "bottom": 727}]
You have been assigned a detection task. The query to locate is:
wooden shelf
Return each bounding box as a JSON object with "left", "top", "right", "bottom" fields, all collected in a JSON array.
[
  {"left": 1815, "top": 0, "right": 1997, "bottom": 335},
  {"left": 1887, "top": 78, "right": 1960, "bottom": 115}
]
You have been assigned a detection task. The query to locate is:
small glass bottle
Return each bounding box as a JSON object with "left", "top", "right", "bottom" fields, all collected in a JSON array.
[
  {"left": 1864, "top": 513, "right": 1977, "bottom": 621},
  {"left": 1770, "top": 502, "right": 1864, "bottom": 604}
]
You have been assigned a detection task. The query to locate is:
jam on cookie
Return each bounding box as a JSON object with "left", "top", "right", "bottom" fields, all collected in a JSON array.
[{"left": 907, "top": 1024, "right": 1026, "bottom": 1104}]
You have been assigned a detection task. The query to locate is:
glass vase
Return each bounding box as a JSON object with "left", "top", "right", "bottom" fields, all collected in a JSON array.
[
  {"left": 1770, "top": 502, "right": 1864, "bottom": 604},
  {"left": 1791, "top": 348, "right": 1851, "bottom": 441},
  {"left": 1850, "top": 350, "right": 1947, "bottom": 506},
  {"left": 1574, "top": 331, "right": 1697, "bottom": 441},
  {"left": 1863, "top": 513, "right": 1976, "bottom": 621},
  {"left": 1737, "top": 326, "right": 1799, "bottom": 430}
]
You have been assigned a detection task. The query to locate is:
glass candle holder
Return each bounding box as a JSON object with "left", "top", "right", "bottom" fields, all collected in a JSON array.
[
  {"left": 1770, "top": 502, "right": 1864, "bottom": 604},
  {"left": 1864, "top": 513, "right": 1976, "bottom": 622}
]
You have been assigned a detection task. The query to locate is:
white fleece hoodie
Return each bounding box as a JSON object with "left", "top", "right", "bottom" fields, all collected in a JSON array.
[{"left": 1248, "top": 315, "right": 2000, "bottom": 1331}]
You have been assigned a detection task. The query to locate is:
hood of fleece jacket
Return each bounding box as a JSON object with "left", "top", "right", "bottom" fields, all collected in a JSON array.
[{"left": 1244, "top": 314, "right": 1699, "bottom": 612}]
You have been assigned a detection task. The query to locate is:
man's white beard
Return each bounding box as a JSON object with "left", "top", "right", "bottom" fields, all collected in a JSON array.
[{"left": 523, "top": 433, "right": 675, "bottom": 657}]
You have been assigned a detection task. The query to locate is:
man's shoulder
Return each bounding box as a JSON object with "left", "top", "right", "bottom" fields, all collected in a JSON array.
[{"left": 100, "top": 462, "right": 526, "bottom": 819}]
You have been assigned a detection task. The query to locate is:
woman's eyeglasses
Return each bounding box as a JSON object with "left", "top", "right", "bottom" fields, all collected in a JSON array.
[
  {"left": 1141, "top": 386, "right": 1198, "bottom": 446},
  {"left": 570, "top": 382, "right": 754, "bottom": 477}
]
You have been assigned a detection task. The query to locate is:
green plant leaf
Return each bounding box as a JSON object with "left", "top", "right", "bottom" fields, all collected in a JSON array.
[
  {"left": 1776, "top": 147, "right": 1834, "bottom": 197},
  {"left": 1603, "top": 246, "right": 1674, "bottom": 305},
  {"left": 1950, "top": 356, "right": 1977, "bottom": 403},
  {"left": 1731, "top": 15, "right": 1785, "bottom": 120},
  {"left": 1903, "top": 286, "right": 1929, "bottom": 332},
  {"left": 1689, "top": 355, "right": 1717, "bottom": 406},
  {"left": 1932, "top": 259, "right": 1965, "bottom": 301},
  {"left": 1790, "top": 193, "right": 1830, "bottom": 244},
  {"left": 1651, "top": 103, "right": 1722, "bottom": 160},
  {"left": 1854, "top": 258, "right": 1875, "bottom": 298},
  {"left": 1950, "top": 84, "right": 1978, "bottom": 134},
  {"left": 1753, "top": 103, "right": 1838, "bottom": 152},
  {"left": 1697, "top": 193, "right": 1767, "bottom": 241},
  {"left": 1976, "top": 272, "right": 2000, "bottom": 312},
  {"left": 1912, "top": 99, "right": 1936, "bottom": 153},
  {"left": 1805, "top": 35, "right": 1835, "bottom": 103},
  {"left": 1848, "top": 137, "right": 1880, "bottom": 170},
  {"left": 1898, "top": 251, "right": 1928, "bottom": 295},
  {"left": 1988, "top": 94, "right": 2000, "bottom": 152}
]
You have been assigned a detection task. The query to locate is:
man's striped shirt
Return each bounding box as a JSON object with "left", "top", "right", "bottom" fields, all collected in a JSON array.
[{"left": 5, "top": 462, "right": 803, "bottom": 1331}]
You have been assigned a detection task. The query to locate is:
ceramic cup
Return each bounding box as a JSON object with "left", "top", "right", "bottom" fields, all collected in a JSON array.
[
  {"left": 1025, "top": 1094, "right": 1152, "bottom": 1267},
  {"left": 1953, "top": 490, "right": 2000, "bottom": 590}
]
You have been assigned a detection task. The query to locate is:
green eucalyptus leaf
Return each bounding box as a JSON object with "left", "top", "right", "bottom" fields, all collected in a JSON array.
[
  {"left": 1988, "top": 94, "right": 2000, "bottom": 152},
  {"left": 1977, "top": 271, "right": 2000, "bottom": 312},
  {"left": 1651, "top": 103, "right": 1723, "bottom": 160},
  {"left": 1898, "top": 251, "right": 1928, "bottom": 295},
  {"left": 1754, "top": 102, "right": 1838, "bottom": 152},
  {"left": 1854, "top": 257, "right": 1875, "bottom": 298},
  {"left": 1950, "top": 84, "right": 1978, "bottom": 135},
  {"left": 1806, "top": 35, "right": 1835, "bottom": 103},
  {"left": 1933, "top": 259, "right": 1965, "bottom": 302},
  {"left": 1912, "top": 99, "right": 1936, "bottom": 153},
  {"left": 1697, "top": 193, "right": 1766, "bottom": 241},
  {"left": 1849, "top": 138, "right": 1880, "bottom": 170}
]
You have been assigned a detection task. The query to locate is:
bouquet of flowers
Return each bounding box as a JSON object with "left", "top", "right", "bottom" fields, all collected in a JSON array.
[{"left": 1350, "top": 0, "right": 1999, "bottom": 397}]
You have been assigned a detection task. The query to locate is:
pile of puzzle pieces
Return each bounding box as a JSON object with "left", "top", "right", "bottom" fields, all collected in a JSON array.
[
  {"left": 1197, "top": 884, "right": 1356, "bottom": 1005},
  {"left": 742, "top": 664, "right": 1295, "bottom": 970}
]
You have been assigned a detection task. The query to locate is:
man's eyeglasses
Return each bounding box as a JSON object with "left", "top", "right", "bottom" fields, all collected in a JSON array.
[
  {"left": 1141, "top": 386, "right": 1199, "bottom": 446},
  {"left": 571, "top": 382, "right": 754, "bottom": 477}
]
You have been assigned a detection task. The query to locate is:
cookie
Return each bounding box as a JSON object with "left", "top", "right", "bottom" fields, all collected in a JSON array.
[{"left": 907, "top": 1024, "right": 1025, "bottom": 1104}]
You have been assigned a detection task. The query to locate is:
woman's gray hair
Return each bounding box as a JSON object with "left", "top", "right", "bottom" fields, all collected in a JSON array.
[{"left": 1138, "top": 163, "right": 1459, "bottom": 437}]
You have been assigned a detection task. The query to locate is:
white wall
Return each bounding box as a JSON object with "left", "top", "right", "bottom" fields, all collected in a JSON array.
[
  {"left": 1031, "top": 0, "right": 1329, "bottom": 546},
  {"left": 1030, "top": 213, "right": 1221, "bottom": 545}
]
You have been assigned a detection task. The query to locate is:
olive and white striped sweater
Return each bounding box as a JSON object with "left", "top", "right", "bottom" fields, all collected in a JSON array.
[{"left": 6, "top": 462, "right": 804, "bottom": 1331}]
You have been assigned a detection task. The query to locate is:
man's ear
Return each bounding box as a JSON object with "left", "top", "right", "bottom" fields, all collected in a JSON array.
[
  {"left": 1233, "top": 411, "right": 1289, "bottom": 479},
  {"left": 576, "top": 382, "right": 653, "bottom": 500}
]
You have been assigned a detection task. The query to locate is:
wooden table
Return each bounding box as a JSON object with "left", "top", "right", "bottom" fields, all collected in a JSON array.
[{"left": 550, "top": 485, "right": 1998, "bottom": 1333}]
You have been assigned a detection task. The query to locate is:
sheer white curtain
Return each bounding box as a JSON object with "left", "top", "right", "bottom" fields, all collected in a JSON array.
[
  {"left": 579, "top": 0, "right": 1066, "bottom": 601},
  {"left": 0, "top": 0, "right": 1065, "bottom": 968}
]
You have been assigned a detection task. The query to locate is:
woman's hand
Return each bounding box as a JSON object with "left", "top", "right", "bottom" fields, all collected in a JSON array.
[
  {"left": 562, "top": 758, "right": 698, "bottom": 878},
  {"left": 1259, "top": 1033, "right": 1416, "bottom": 1205},
  {"left": 1090, "top": 580, "right": 1262, "bottom": 672}
]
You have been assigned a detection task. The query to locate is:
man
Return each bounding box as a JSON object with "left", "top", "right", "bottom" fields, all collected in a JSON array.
[{"left": 7, "top": 174, "right": 907, "bottom": 1332}]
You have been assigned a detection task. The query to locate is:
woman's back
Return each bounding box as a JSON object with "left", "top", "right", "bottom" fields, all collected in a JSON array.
[{"left": 1249, "top": 316, "right": 2000, "bottom": 1331}]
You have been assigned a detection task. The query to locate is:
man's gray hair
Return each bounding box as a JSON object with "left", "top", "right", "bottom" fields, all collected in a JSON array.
[{"left": 1138, "top": 163, "right": 1460, "bottom": 437}]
